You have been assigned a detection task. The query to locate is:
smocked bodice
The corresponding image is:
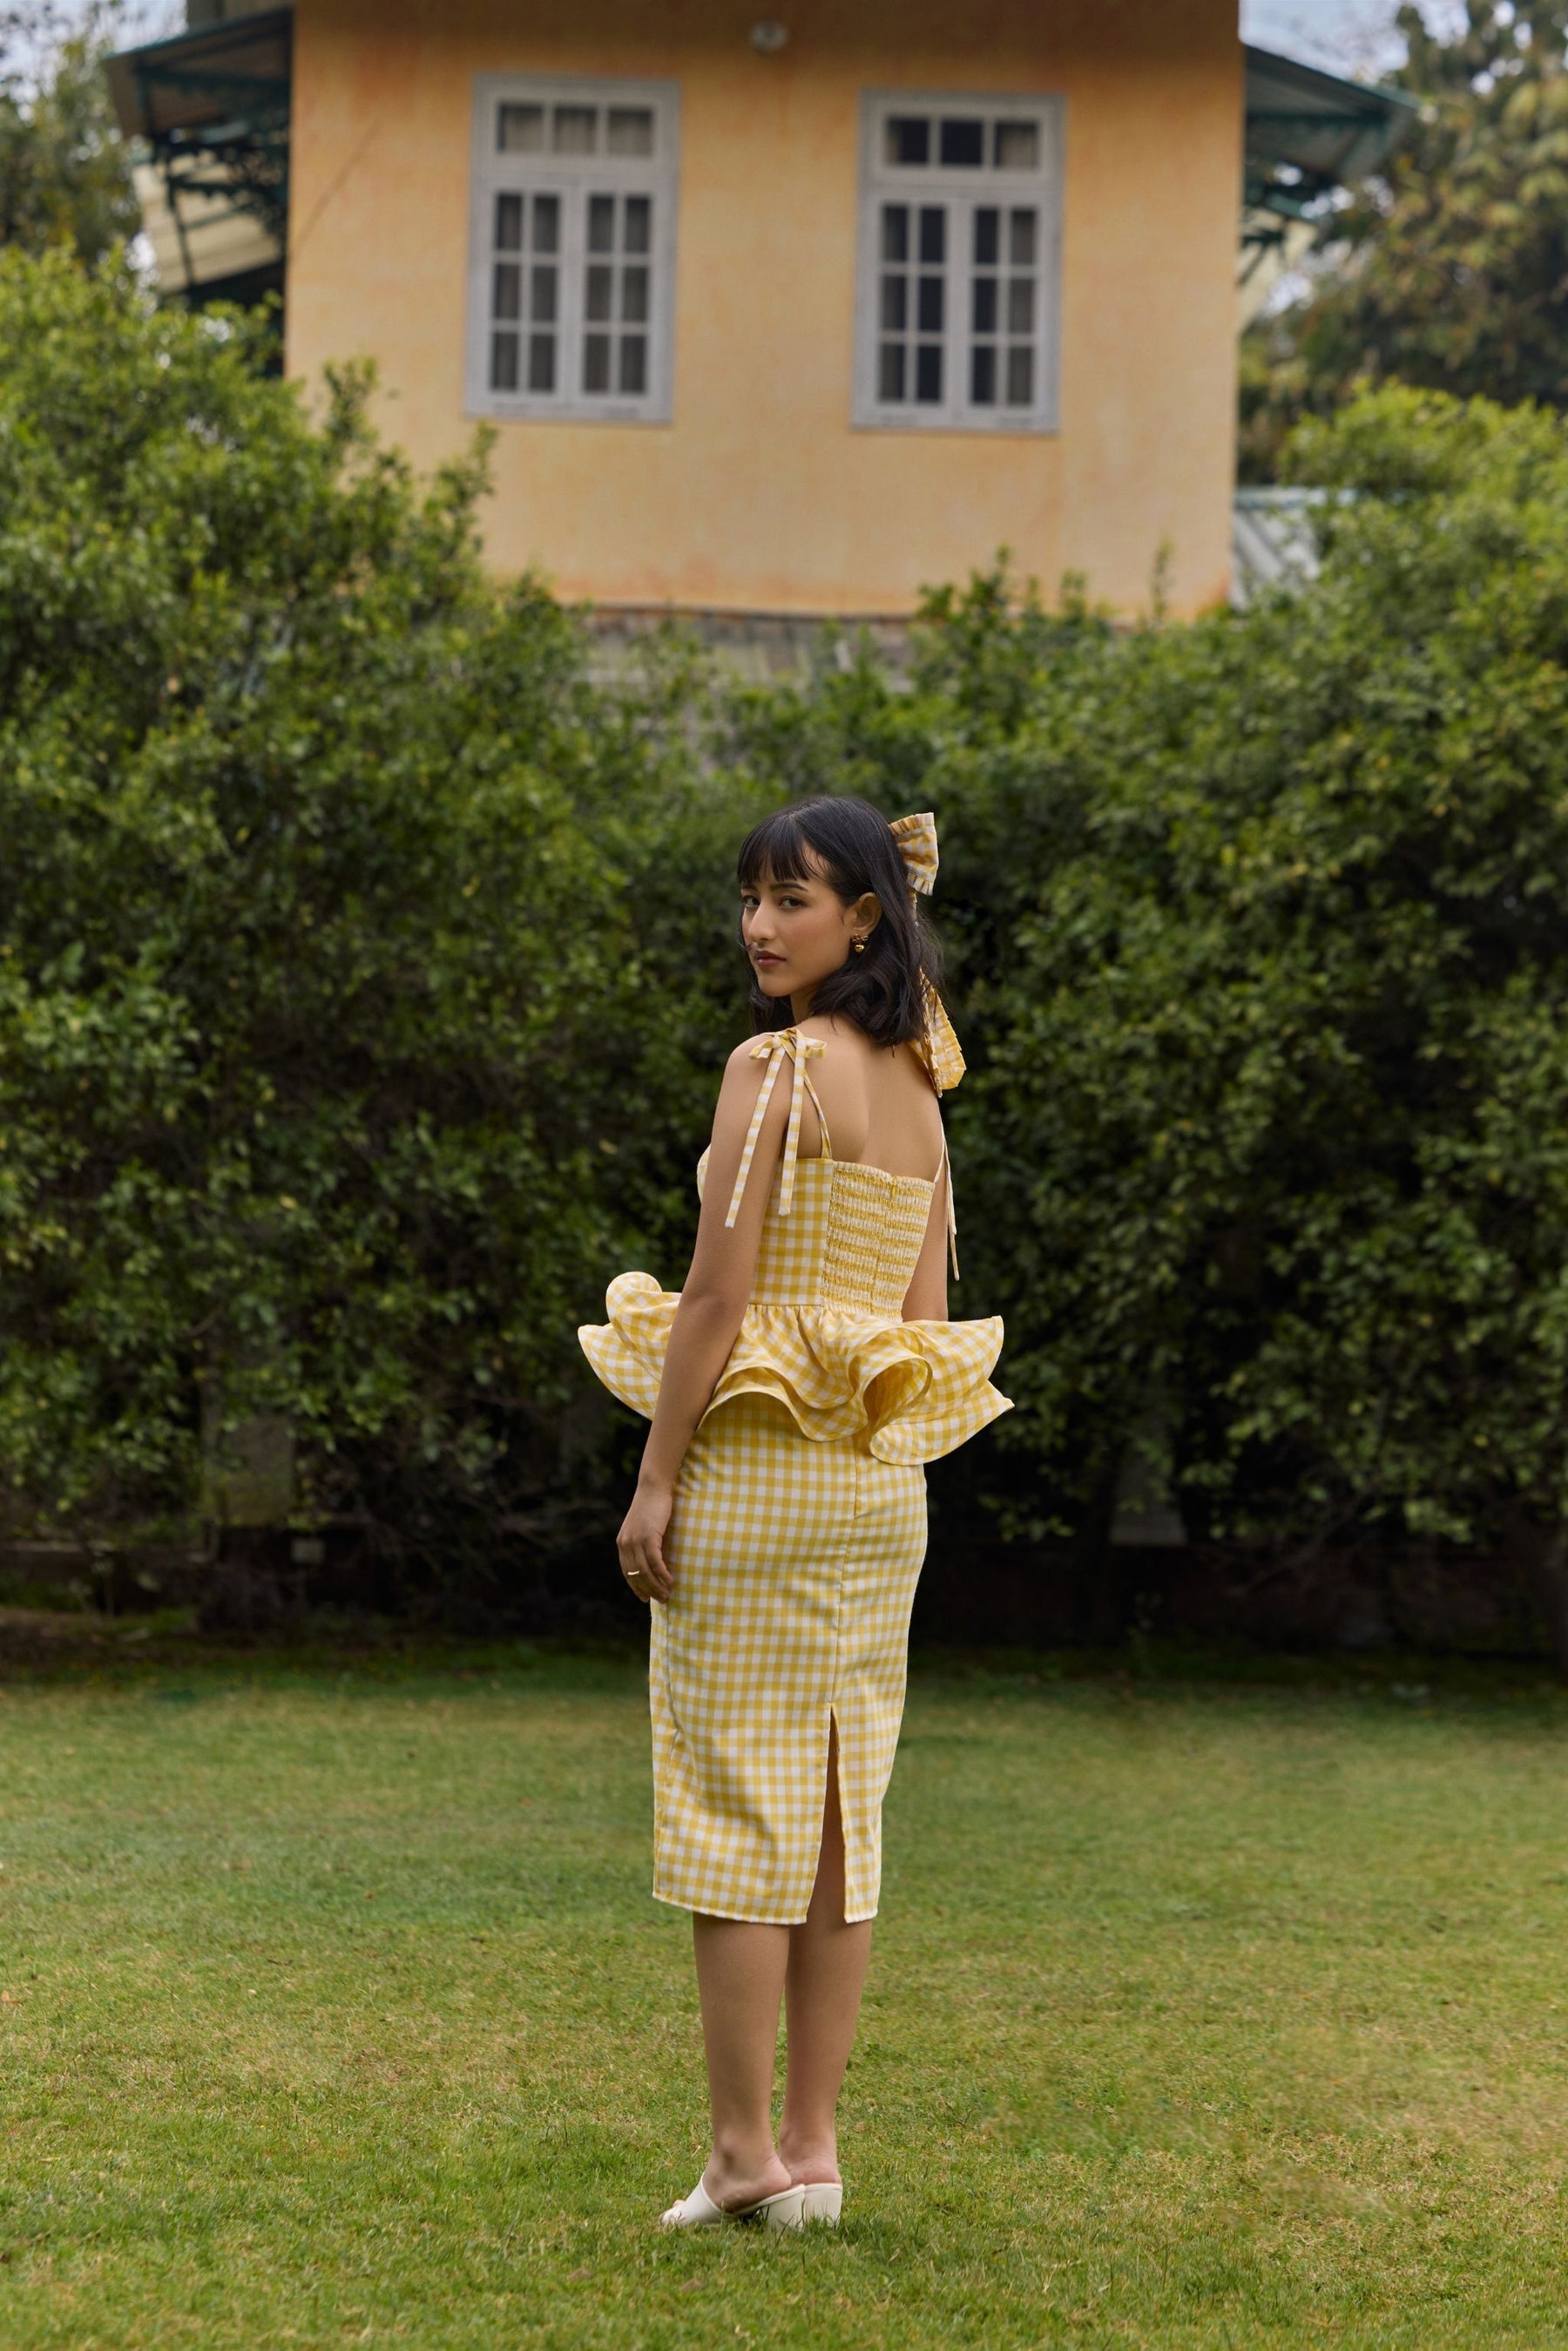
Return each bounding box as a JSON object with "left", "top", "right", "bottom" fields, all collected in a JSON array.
[{"left": 695, "top": 1147, "right": 933, "bottom": 1318}]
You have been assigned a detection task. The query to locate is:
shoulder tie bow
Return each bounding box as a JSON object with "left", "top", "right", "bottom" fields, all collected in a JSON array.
[{"left": 724, "top": 1027, "right": 827, "bottom": 1229}]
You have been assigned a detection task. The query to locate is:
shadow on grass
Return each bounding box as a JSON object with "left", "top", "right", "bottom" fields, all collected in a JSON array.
[{"left": 0, "top": 1603, "right": 1564, "bottom": 1710}]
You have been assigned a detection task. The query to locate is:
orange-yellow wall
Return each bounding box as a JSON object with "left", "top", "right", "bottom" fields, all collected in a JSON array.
[{"left": 287, "top": 0, "right": 1240, "bottom": 617}]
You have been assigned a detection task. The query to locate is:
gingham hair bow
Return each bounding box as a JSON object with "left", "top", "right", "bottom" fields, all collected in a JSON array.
[
  {"left": 889, "top": 810, "right": 940, "bottom": 898},
  {"left": 888, "top": 810, "right": 966, "bottom": 1099}
]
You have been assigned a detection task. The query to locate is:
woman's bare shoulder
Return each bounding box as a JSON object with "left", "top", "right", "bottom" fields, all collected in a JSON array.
[
  {"left": 797, "top": 1017, "right": 933, "bottom": 1088},
  {"left": 797, "top": 1013, "right": 874, "bottom": 1058},
  {"left": 724, "top": 1033, "right": 765, "bottom": 1074}
]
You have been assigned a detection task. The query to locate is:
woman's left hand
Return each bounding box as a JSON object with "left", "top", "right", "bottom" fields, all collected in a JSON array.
[{"left": 617, "top": 1481, "right": 674, "bottom": 1603}]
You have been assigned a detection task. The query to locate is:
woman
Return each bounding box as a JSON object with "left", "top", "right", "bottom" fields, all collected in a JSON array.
[{"left": 578, "top": 796, "right": 1010, "bottom": 2230}]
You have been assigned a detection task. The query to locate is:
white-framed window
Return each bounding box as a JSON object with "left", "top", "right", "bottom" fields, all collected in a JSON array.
[
  {"left": 467, "top": 75, "right": 679, "bottom": 424},
  {"left": 853, "top": 90, "right": 1064, "bottom": 434}
]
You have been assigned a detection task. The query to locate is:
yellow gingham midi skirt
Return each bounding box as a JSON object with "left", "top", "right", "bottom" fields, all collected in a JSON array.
[
  {"left": 579, "top": 1028, "right": 1010, "bottom": 1925},
  {"left": 653, "top": 1395, "right": 928, "bottom": 1922}
]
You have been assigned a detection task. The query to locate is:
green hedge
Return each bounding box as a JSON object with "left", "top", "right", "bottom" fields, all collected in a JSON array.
[
  {"left": 732, "top": 390, "right": 1568, "bottom": 1653},
  {"left": 6, "top": 255, "right": 1568, "bottom": 1647},
  {"left": 0, "top": 254, "right": 768, "bottom": 1592}
]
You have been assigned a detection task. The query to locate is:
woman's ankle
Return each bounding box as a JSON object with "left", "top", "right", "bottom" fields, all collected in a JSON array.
[
  {"left": 776, "top": 2124, "right": 840, "bottom": 2185},
  {"left": 704, "top": 2128, "right": 792, "bottom": 2205}
]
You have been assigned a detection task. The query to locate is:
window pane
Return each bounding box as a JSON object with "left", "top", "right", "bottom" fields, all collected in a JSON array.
[
  {"left": 994, "top": 119, "right": 1039, "bottom": 170},
  {"left": 607, "top": 106, "right": 655, "bottom": 156},
  {"left": 587, "top": 193, "right": 616, "bottom": 253},
  {"left": 553, "top": 105, "right": 597, "bottom": 153},
  {"left": 938, "top": 118, "right": 983, "bottom": 167},
  {"left": 497, "top": 103, "right": 544, "bottom": 152},
  {"left": 858, "top": 100, "right": 1055, "bottom": 429},
  {"left": 480, "top": 91, "right": 672, "bottom": 414},
  {"left": 885, "top": 115, "right": 930, "bottom": 166}
]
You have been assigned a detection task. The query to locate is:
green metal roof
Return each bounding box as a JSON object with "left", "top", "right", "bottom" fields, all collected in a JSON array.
[
  {"left": 105, "top": 7, "right": 291, "bottom": 257},
  {"left": 1243, "top": 42, "right": 1416, "bottom": 234}
]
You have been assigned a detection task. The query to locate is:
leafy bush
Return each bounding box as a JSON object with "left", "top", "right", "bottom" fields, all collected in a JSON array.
[
  {"left": 0, "top": 252, "right": 761, "bottom": 1599},
  {"left": 731, "top": 386, "right": 1568, "bottom": 1659},
  {"left": 8, "top": 254, "right": 1568, "bottom": 1660}
]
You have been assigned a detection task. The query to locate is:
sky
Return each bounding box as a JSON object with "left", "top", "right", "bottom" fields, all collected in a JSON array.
[
  {"left": 110, "top": 1, "right": 178, "bottom": 44},
  {"left": 1240, "top": 0, "right": 1464, "bottom": 77}
]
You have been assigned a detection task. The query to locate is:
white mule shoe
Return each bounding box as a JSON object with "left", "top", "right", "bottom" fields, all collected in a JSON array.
[
  {"left": 800, "top": 2183, "right": 842, "bottom": 2226},
  {"left": 659, "top": 2179, "right": 806, "bottom": 2230}
]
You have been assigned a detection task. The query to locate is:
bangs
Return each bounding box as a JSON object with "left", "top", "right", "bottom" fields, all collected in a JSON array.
[{"left": 736, "top": 809, "right": 835, "bottom": 892}]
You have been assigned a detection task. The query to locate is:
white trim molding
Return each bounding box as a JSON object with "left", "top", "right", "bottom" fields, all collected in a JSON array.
[
  {"left": 853, "top": 87, "right": 1064, "bottom": 436},
  {"left": 467, "top": 73, "right": 679, "bottom": 425}
]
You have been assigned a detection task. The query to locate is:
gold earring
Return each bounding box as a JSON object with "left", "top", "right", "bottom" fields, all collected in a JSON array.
[{"left": 852, "top": 936, "right": 867, "bottom": 953}]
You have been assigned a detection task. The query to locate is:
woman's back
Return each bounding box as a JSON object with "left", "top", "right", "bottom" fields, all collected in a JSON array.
[{"left": 790, "top": 1014, "right": 944, "bottom": 1181}]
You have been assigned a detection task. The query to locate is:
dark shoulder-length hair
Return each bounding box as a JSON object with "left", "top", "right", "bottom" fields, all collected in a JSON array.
[{"left": 735, "top": 794, "right": 947, "bottom": 1045}]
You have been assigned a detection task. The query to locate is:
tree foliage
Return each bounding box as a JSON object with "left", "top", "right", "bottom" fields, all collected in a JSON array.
[
  {"left": 0, "top": 251, "right": 761, "bottom": 1589},
  {"left": 1242, "top": 2, "right": 1568, "bottom": 478},
  {"left": 0, "top": 3, "right": 139, "bottom": 265},
  {"left": 729, "top": 386, "right": 1568, "bottom": 1659},
  {"left": 10, "top": 254, "right": 1568, "bottom": 1657}
]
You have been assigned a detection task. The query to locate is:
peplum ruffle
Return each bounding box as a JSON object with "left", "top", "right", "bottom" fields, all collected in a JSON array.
[{"left": 578, "top": 1270, "right": 1011, "bottom": 1467}]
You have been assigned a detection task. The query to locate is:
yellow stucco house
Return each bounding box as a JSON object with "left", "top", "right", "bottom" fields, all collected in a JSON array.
[{"left": 109, "top": 3, "right": 1405, "bottom": 626}]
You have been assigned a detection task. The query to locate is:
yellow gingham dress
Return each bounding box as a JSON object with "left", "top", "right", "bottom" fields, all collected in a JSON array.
[{"left": 578, "top": 1028, "right": 1010, "bottom": 1924}]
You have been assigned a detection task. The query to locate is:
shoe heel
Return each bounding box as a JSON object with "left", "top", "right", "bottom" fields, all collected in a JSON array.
[
  {"left": 754, "top": 2185, "right": 806, "bottom": 2231},
  {"left": 801, "top": 2183, "right": 842, "bottom": 2226}
]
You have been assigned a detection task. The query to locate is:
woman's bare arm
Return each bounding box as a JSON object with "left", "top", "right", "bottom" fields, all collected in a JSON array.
[{"left": 616, "top": 1041, "right": 796, "bottom": 1599}]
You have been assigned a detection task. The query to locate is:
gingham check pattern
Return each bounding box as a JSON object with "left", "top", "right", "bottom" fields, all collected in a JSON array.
[
  {"left": 889, "top": 810, "right": 941, "bottom": 897},
  {"left": 578, "top": 1027, "right": 1010, "bottom": 1922},
  {"left": 652, "top": 1394, "right": 928, "bottom": 1922},
  {"left": 889, "top": 810, "right": 967, "bottom": 1098},
  {"left": 724, "top": 1029, "right": 828, "bottom": 1229},
  {"left": 581, "top": 1032, "right": 1005, "bottom": 1459}
]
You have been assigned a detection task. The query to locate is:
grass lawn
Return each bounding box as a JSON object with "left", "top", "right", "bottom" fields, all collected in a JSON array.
[{"left": 3, "top": 1642, "right": 1568, "bottom": 2347}]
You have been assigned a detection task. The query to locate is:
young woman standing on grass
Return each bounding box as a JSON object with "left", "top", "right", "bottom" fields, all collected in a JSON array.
[{"left": 579, "top": 796, "right": 1010, "bottom": 2229}]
